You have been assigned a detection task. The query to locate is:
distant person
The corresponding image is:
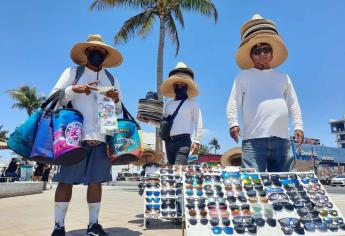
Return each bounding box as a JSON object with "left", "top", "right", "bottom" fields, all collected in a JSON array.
[
  {"left": 159, "top": 62, "right": 203, "bottom": 165},
  {"left": 42, "top": 164, "right": 52, "bottom": 189},
  {"left": 5, "top": 158, "right": 19, "bottom": 181},
  {"left": 227, "top": 14, "right": 304, "bottom": 172},
  {"left": 33, "top": 162, "right": 45, "bottom": 181}
]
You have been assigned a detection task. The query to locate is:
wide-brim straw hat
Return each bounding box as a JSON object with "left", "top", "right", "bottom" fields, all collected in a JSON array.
[
  {"left": 160, "top": 62, "right": 199, "bottom": 98},
  {"left": 236, "top": 14, "right": 288, "bottom": 69},
  {"left": 70, "top": 34, "right": 123, "bottom": 68},
  {"left": 132, "top": 149, "right": 163, "bottom": 166},
  {"left": 221, "top": 147, "right": 242, "bottom": 166}
]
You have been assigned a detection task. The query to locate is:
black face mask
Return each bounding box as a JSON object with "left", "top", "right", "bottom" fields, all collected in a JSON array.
[
  {"left": 174, "top": 86, "right": 188, "bottom": 100},
  {"left": 87, "top": 50, "right": 106, "bottom": 67}
]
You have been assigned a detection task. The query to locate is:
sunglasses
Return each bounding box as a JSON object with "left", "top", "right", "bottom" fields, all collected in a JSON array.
[
  {"left": 229, "top": 204, "right": 250, "bottom": 211},
  {"left": 211, "top": 226, "right": 234, "bottom": 235},
  {"left": 268, "top": 193, "right": 289, "bottom": 201},
  {"left": 161, "top": 180, "right": 175, "bottom": 187},
  {"left": 323, "top": 217, "right": 344, "bottom": 225},
  {"left": 161, "top": 202, "right": 176, "bottom": 210},
  {"left": 293, "top": 200, "right": 314, "bottom": 209},
  {"left": 146, "top": 191, "right": 160, "bottom": 197},
  {"left": 296, "top": 208, "right": 319, "bottom": 218},
  {"left": 301, "top": 178, "right": 318, "bottom": 184},
  {"left": 160, "top": 169, "right": 173, "bottom": 174},
  {"left": 227, "top": 195, "right": 247, "bottom": 203},
  {"left": 234, "top": 224, "right": 257, "bottom": 234},
  {"left": 161, "top": 211, "right": 176, "bottom": 218},
  {"left": 273, "top": 201, "right": 294, "bottom": 211},
  {"left": 252, "top": 46, "right": 272, "bottom": 56},
  {"left": 266, "top": 187, "right": 284, "bottom": 194},
  {"left": 145, "top": 183, "right": 160, "bottom": 188},
  {"left": 319, "top": 209, "right": 338, "bottom": 217},
  {"left": 207, "top": 202, "right": 228, "bottom": 211},
  {"left": 186, "top": 202, "right": 206, "bottom": 210},
  {"left": 146, "top": 198, "right": 160, "bottom": 203},
  {"left": 146, "top": 204, "right": 160, "bottom": 210},
  {"left": 231, "top": 209, "right": 253, "bottom": 216},
  {"left": 186, "top": 197, "right": 206, "bottom": 204},
  {"left": 161, "top": 189, "right": 175, "bottom": 197},
  {"left": 186, "top": 188, "right": 204, "bottom": 197}
]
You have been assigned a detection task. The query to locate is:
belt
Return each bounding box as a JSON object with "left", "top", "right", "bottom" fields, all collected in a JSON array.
[
  {"left": 170, "top": 134, "right": 190, "bottom": 141},
  {"left": 82, "top": 140, "right": 103, "bottom": 146}
]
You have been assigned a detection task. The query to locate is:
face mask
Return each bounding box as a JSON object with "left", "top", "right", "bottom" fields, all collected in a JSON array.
[
  {"left": 174, "top": 86, "right": 188, "bottom": 100},
  {"left": 87, "top": 50, "right": 106, "bottom": 67}
]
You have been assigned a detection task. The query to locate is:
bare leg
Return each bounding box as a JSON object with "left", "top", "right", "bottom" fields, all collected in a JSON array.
[
  {"left": 87, "top": 183, "right": 102, "bottom": 203},
  {"left": 55, "top": 183, "right": 73, "bottom": 202}
]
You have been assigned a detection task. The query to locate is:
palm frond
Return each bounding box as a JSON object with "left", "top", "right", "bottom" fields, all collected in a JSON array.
[
  {"left": 138, "top": 11, "right": 155, "bottom": 37},
  {"left": 164, "top": 13, "right": 180, "bottom": 55},
  {"left": 115, "top": 10, "right": 156, "bottom": 44},
  {"left": 171, "top": 5, "right": 184, "bottom": 28},
  {"left": 179, "top": 0, "right": 218, "bottom": 22},
  {"left": 90, "top": 0, "right": 152, "bottom": 11}
]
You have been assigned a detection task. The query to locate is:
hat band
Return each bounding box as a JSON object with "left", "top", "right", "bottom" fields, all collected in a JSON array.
[
  {"left": 169, "top": 68, "right": 194, "bottom": 79},
  {"left": 242, "top": 25, "right": 278, "bottom": 40}
]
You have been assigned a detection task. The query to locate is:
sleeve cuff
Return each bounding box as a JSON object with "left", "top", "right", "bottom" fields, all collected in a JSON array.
[{"left": 64, "top": 85, "right": 76, "bottom": 101}]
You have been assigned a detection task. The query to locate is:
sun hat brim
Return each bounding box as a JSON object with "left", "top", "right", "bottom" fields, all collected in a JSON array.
[
  {"left": 236, "top": 34, "right": 288, "bottom": 69},
  {"left": 221, "top": 147, "right": 242, "bottom": 166},
  {"left": 160, "top": 74, "right": 199, "bottom": 98},
  {"left": 70, "top": 41, "right": 123, "bottom": 68},
  {"left": 132, "top": 149, "right": 163, "bottom": 166}
]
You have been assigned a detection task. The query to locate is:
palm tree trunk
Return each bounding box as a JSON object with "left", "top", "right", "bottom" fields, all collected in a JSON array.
[{"left": 155, "top": 15, "right": 165, "bottom": 155}]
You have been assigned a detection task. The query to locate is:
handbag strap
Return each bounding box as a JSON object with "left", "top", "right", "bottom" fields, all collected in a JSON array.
[
  {"left": 121, "top": 103, "right": 140, "bottom": 127},
  {"left": 170, "top": 98, "right": 187, "bottom": 120},
  {"left": 41, "top": 90, "right": 61, "bottom": 110}
]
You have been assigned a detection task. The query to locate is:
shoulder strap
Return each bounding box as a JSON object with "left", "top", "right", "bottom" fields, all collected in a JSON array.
[
  {"left": 72, "top": 66, "right": 115, "bottom": 86},
  {"left": 104, "top": 69, "right": 115, "bottom": 86},
  {"left": 171, "top": 98, "right": 187, "bottom": 120},
  {"left": 72, "top": 65, "right": 85, "bottom": 85},
  {"left": 121, "top": 103, "right": 140, "bottom": 127}
]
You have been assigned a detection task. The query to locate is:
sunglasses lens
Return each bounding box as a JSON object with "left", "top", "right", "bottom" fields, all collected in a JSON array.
[
  {"left": 224, "top": 226, "right": 234, "bottom": 234},
  {"left": 189, "top": 219, "right": 197, "bottom": 225},
  {"left": 211, "top": 227, "right": 222, "bottom": 234}
]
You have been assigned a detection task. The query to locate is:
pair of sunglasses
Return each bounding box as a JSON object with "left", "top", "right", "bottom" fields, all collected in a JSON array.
[
  {"left": 146, "top": 204, "right": 160, "bottom": 210},
  {"left": 186, "top": 188, "right": 203, "bottom": 197},
  {"left": 160, "top": 169, "right": 173, "bottom": 174},
  {"left": 319, "top": 209, "right": 338, "bottom": 217},
  {"left": 301, "top": 178, "right": 318, "bottom": 184},
  {"left": 186, "top": 202, "right": 206, "bottom": 210},
  {"left": 146, "top": 191, "right": 160, "bottom": 197},
  {"left": 234, "top": 224, "right": 257, "bottom": 234},
  {"left": 186, "top": 197, "right": 205, "bottom": 204},
  {"left": 161, "top": 211, "right": 176, "bottom": 217},
  {"left": 145, "top": 183, "right": 160, "bottom": 188},
  {"left": 272, "top": 201, "right": 294, "bottom": 211},
  {"left": 251, "top": 46, "right": 272, "bottom": 56},
  {"left": 232, "top": 209, "right": 253, "bottom": 216},
  {"left": 207, "top": 202, "right": 227, "bottom": 210},
  {"left": 268, "top": 193, "right": 288, "bottom": 201},
  {"left": 189, "top": 217, "right": 209, "bottom": 226},
  {"left": 161, "top": 189, "right": 175, "bottom": 196},
  {"left": 146, "top": 198, "right": 160, "bottom": 203},
  {"left": 296, "top": 208, "right": 319, "bottom": 217},
  {"left": 266, "top": 187, "right": 284, "bottom": 194},
  {"left": 229, "top": 204, "right": 250, "bottom": 211},
  {"left": 161, "top": 202, "right": 175, "bottom": 210},
  {"left": 304, "top": 222, "right": 328, "bottom": 232},
  {"left": 211, "top": 226, "right": 234, "bottom": 235},
  {"left": 189, "top": 209, "right": 208, "bottom": 217},
  {"left": 227, "top": 196, "right": 247, "bottom": 203}
]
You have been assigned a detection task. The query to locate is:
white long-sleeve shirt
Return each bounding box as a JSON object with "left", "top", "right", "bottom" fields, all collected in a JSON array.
[
  {"left": 50, "top": 66, "right": 123, "bottom": 142},
  {"left": 226, "top": 68, "right": 303, "bottom": 140},
  {"left": 164, "top": 98, "right": 203, "bottom": 143}
]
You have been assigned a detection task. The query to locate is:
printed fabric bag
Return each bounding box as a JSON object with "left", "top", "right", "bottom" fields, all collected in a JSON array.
[
  {"left": 107, "top": 104, "right": 143, "bottom": 165},
  {"left": 30, "top": 90, "right": 87, "bottom": 165},
  {"left": 7, "top": 91, "right": 60, "bottom": 158}
]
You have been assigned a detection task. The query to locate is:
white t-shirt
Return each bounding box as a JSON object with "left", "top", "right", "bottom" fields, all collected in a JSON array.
[
  {"left": 50, "top": 66, "right": 122, "bottom": 142},
  {"left": 164, "top": 98, "right": 203, "bottom": 143},
  {"left": 226, "top": 68, "right": 303, "bottom": 140}
]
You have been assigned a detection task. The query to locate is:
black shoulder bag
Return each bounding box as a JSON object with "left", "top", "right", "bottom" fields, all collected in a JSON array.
[{"left": 160, "top": 99, "right": 186, "bottom": 141}]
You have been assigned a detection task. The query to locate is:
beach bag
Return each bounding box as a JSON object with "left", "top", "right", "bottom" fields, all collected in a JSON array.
[
  {"left": 7, "top": 91, "right": 60, "bottom": 158},
  {"left": 51, "top": 107, "right": 86, "bottom": 165},
  {"left": 159, "top": 98, "right": 186, "bottom": 141},
  {"left": 107, "top": 104, "right": 143, "bottom": 165}
]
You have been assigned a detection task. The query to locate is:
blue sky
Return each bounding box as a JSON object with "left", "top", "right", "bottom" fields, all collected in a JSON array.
[{"left": 1, "top": 0, "right": 345, "bottom": 162}]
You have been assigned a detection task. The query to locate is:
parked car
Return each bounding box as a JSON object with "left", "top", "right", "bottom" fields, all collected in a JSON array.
[{"left": 331, "top": 175, "right": 345, "bottom": 186}]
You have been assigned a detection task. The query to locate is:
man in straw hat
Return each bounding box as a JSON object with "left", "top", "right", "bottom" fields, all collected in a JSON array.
[
  {"left": 160, "top": 62, "right": 203, "bottom": 165},
  {"left": 50, "top": 34, "right": 123, "bottom": 236},
  {"left": 227, "top": 14, "right": 304, "bottom": 172}
]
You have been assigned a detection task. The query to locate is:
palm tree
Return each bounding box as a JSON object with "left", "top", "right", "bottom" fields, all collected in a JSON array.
[
  {"left": 209, "top": 137, "right": 220, "bottom": 154},
  {"left": 0, "top": 125, "right": 8, "bottom": 142},
  {"left": 90, "top": 0, "right": 218, "bottom": 153},
  {"left": 198, "top": 143, "right": 211, "bottom": 156},
  {"left": 7, "top": 85, "right": 45, "bottom": 116}
]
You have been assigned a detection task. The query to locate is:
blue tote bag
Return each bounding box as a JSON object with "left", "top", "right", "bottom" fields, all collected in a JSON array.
[{"left": 7, "top": 91, "right": 60, "bottom": 158}]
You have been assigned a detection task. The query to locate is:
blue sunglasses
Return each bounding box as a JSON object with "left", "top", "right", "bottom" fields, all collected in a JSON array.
[
  {"left": 266, "top": 187, "right": 284, "bottom": 193},
  {"left": 146, "top": 204, "right": 160, "bottom": 210},
  {"left": 212, "top": 226, "right": 234, "bottom": 235},
  {"left": 146, "top": 191, "right": 160, "bottom": 197},
  {"left": 146, "top": 198, "right": 160, "bottom": 203}
]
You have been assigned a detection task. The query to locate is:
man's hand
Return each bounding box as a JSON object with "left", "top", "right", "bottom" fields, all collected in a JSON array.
[
  {"left": 294, "top": 130, "right": 304, "bottom": 152},
  {"left": 72, "top": 81, "right": 98, "bottom": 95},
  {"left": 105, "top": 89, "right": 119, "bottom": 103},
  {"left": 230, "top": 126, "right": 241, "bottom": 143},
  {"left": 191, "top": 143, "right": 200, "bottom": 155}
]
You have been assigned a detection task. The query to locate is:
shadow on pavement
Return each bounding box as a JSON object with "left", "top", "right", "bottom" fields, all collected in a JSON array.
[{"left": 67, "top": 227, "right": 142, "bottom": 236}]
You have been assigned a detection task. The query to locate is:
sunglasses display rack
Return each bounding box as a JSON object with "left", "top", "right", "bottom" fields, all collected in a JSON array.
[
  {"left": 143, "top": 165, "right": 184, "bottom": 229},
  {"left": 182, "top": 165, "right": 345, "bottom": 236}
]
